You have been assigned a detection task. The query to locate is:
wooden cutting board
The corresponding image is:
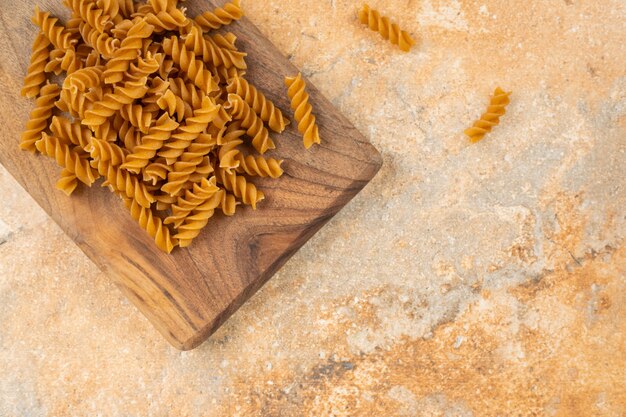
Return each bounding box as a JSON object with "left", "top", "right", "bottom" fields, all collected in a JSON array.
[{"left": 0, "top": 1, "right": 382, "bottom": 350}]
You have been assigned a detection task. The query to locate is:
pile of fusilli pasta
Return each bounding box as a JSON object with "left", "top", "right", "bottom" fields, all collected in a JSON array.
[{"left": 20, "top": 0, "right": 323, "bottom": 253}]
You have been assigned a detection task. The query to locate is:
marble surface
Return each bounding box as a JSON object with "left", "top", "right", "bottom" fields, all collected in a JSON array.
[{"left": 1, "top": 0, "right": 625, "bottom": 415}]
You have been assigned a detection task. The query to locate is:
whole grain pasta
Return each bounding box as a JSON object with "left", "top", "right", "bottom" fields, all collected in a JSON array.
[{"left": 19, "top": 0, "right": 310, "bottom": 253}]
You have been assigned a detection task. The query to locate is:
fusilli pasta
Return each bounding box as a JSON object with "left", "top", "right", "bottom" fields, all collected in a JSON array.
[
  {"left": 21, "top": 33, "right": 51, "bottom": 98},
  {"left": 284, "top": 72, "right": 321, "bottom": 149},
  {"left": 464, "top": 87, "right": 512, "bottom": 143},
  {"left": 358, "top": 4, "right": 415, "bottom": 52}
]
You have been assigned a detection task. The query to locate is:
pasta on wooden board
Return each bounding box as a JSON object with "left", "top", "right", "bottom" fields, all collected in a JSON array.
[
  {"left": 21, "top": 33, "right": 51, "bottom": 98},
  {"left": 18, "top": 0, "right": 335, "bottom": 253},
  {"left": 284, "top": 73, "right": 321, "bottom": 149}
]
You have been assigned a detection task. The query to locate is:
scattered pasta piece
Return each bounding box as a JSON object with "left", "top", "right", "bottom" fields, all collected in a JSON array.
[
  {"left": 284, "top": 73, "right": 321, "bottom": 149},
  {"left": 464, "top": 87, "right": 511, "bottom": 143},
  {"left": 18, "top": 0, "right": 298, "bottom": 253},
  {"left": 358, "top": 4, "right": 415, "bottom": 52}
]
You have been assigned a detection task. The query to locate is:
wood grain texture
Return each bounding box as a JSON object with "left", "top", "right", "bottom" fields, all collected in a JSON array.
[{"left": 0, "top": 1, "right": 382, "bottom": 350}]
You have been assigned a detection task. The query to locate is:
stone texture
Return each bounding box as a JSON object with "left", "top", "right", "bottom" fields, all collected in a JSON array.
[{"left": 1, "top": 0, "right": 625, "bottom": 416}]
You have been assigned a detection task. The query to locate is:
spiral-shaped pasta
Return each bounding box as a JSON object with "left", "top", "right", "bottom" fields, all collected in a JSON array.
[
  {"left": 167, "top": 77, "right": 203, "bottom": 110},
  {"left": 183, "top": 26, "right": 247, "bottom": 70},
  {"left": 194, "top": 0, "right": 243, "bottom": 32},
  {"left": 32, "top": 6, "right": 77, "bottom": 50},
  {"left": 227, "top": 76, "right": 288, "bottom": 133},
  {"left": 126, "top": 52, "right": 161, "bottom": 81},
  {"left": 64, "top": 0, "right": 110, "bottom": 34},
  {"left": 56, "top": 87, "right": 89, "bottom": 119},
  {"left": 215, "top": 166, "right": 264, "bottom": 209},
  {"left": 92, "top": 158, "right": 156, "bottom": 208},
  {"left": 235, "top": 153, "right": 284, "bottom": 178},
  {"left": 20, "top": 83, "right": 60, "bottom": 153},
  {"left": 464, "top": 87, "right": 512, "bottom": 143},
  {"left": 137, "top": 0, "right": 188, "bottom": 32},
  {"left": 83, "top": 78, "right": 149, "bottom": 127},
  {"left": 64, "top": 65, "right": 104, "bottom": 92},
  {"left": 116, "top": 0, "right": 136, "bottom": 18},
  {"left": 35, "top": 133, "right": 98, "bottom": 186},
  {"left": 164, "top": 176, "right": 219, "bottom": 227},
  {"left": 96, "top": 0, "right": 120, "bottom": 23},
  {"left": 174, "top": 189, "right": 223, "bottom": 247},
  {"left": 161, "top": 154, "right": 214, "bottom": 196},
  {"left": 50, "top": 116, "right": 93, "bottom": 150},
  {"left": 158, "top": 96, "right": 219, "bottom": 162},
  {"left": 358, "top": 4, "right": 415, "bottom": 52},
  {"left": 218, "top": 138, "right": 242, "bottom": 173},
  {"left": 141, "top": 76, "right": 171, "bottom": 113},
  {"left": 162, "top": 36, "right": 219, "bottom": 94},
  {"left": 117, "top": 119, "right": 142, "bottom": 151},
  {"left": 123, "top": 197, "right": 177, "bottom": 253},
  {"left": 284, "top": 72, "right": 321, "bottom": 149},
  {"left": 83, "top": 48, "right": 103, "bottom": 67},
  {"left": 79, "top": 21, "right": 120, "bottom": 59},
  {"left": 154, "top": 191, "right": 177, "bottom": 211},
  {"left": 21, "top": 33, "right": 51, "bottom": 98},
  {"left": 120, "top": 104, "right": 154, "bottom": 133},
  {"left": 211, "top": 32, "right": 238, "bottom": 51},
  {"left": 157, "top": 89, "right": 190, "bottom": 122},
  {"left": 56, "top": 168, "right": 79, "bottom": 196},
  {"left": 86, "top": 138, "right": 126, "bottom": 165},
  {"left": 143, "top": 159, "right": 172, "bottom": 185},
  {"left": 45, "top": 47, "right": 84, "bottom": 75},
  {"left": 121, "top": 113, "right": 180, "bottom": 173},
  {"left": 220, "top": 191, "right": 238, "bottom": 216},
  {"left": 103, "top": 20, "right": 154, "bottom": 84},
  {"left": 225, "top": 94, "right": 275, "bottom": 154}
]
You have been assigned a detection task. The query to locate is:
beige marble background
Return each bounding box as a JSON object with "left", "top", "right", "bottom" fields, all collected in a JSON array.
[{"left": 1, "top": 0, "right": 625, "bottom": 416}]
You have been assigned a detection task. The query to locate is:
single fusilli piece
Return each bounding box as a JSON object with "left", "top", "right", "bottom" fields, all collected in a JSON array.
[
  {"left": 215, "top": 166, "right": 264, "bottom": 209},
  {"left": 218, "top": 138, "right": 242, "bottom": 173},
  {"left": 50, "top": 116, "right": 93, "bottom": 150},
  {"left": 194, "top": 0, "right": 243, "bottom": 32},
  {"left": 464, "top": 87, "right": 512, "bottom": 143},
  {"left": 21, "top": 33, "right": 51, "bottom": 98},
  {"left": 85, "top": 137, "right": 127, "bottom": 165},
  {"left": 35, "top": 132, "right": 98, "bottom": 186},
  {"left": 56, "top": 169, "right": 79, "bottom": 196},
  {"left": 157, "top": 89, "right": 190, "bottom": 122},
  {"left": 32, "top": 6, "right": 77, "bottom": 50},
  {"left": 64, "top": 0, "right": 111, "bottom": 34},
  {"left": 121, "top": 113, "right": 180, "bottom": 173},
  {"left": 20, "top": 82, "right": 60, "bottom": 153},
  {"left": 82, "top": 78, "right": 149, "bottom": 127},
  {"left": 143, "top": 159, "right": 173, "bottom": 185},
  {"left": 358, "top": 4, "right": 415, "bottom": 52},
  {"left": 227, "top": 76, "right": 288, "bottom": 133},
  {"left": 235, "top": 153, "right": 284, "bottom": 178},
  {"left": 64, "top": 65, "right": 104, "bottom": 92},
  {"left": 123, "top": 197, "right": 177, "bottom": 253},
  {"left": 120, "top": 104, "right": 155, "bottom": 133},
  {"left": 126, "top": 53, "right": 161, "bottom": 81},
  {"left": 284, "top": 72, "right": 321, "bottom": 149},
  {"left": 183, "top": 25, "right": 247, "bottom": 70},
  {"left": 45, "top": 47, "right": 84, "bottom": 75},
  {"left": 225, "top": 93, "right": 275, "bottom": 154},
  {"left": 162, "top": 36, "right": 219, "bottom": 94},
  {"left": 79, "top": 21, "right": 120, "bottom": 59},
  {"left": 103, "top": 19, "right": 155, "bottom": 84}
]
